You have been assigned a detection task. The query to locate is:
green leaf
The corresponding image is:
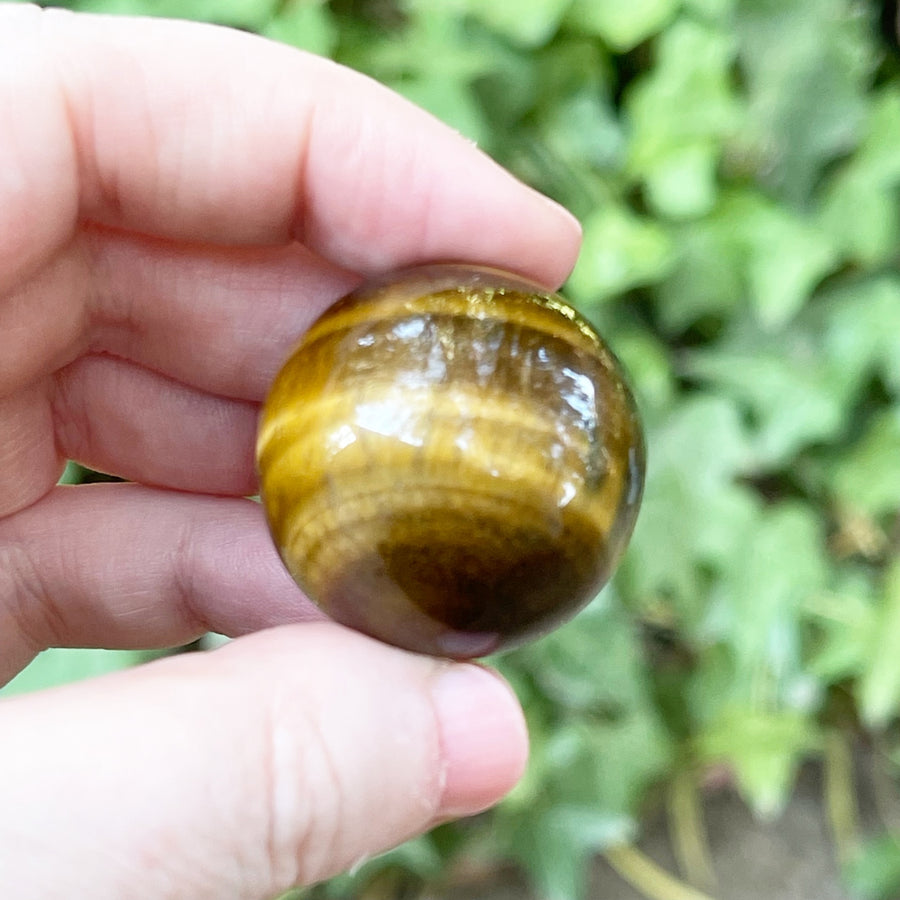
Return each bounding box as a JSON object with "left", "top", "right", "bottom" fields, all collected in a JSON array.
[
  {"left": 568, "top": 0, "right": 679, "bottom": 51},
  {"left": 859, "top": 561, "right": 900, "bottom": 727},
  {"left": 502, "top": 601, "right": 672, "bottom": 837},
  {"left": 852, "top": 86, "right": 900, "bottom": 185},
  {"left": 263, "top": 1, "right": 337, "bottom": 56},
  {"left": 566, "top": 205, "right": 674, "bottom": 303},
  {"left": 58, "top": 460, "right": 88, "bottom": 485},
  {"left": 607, "top": 328, "right": 676, "bottom": 414},
  {"left": 681, "top": 0, "right": 734, "bottom": 19},
  {"left": 698, "top": 706, "right": 820, "bottom": 817},
  {"left": 663, "top": 189, "right": 837, "bottom": 333},
  {"left": 845, "top": 833, "right": 900, "bottom": 900},
  {"left": 464, "top": 0, "right": 571, "bottom": 46},
  {"left": 527, "top": 597, "right": 659, "bottom": 717},
  {"left": 832, "top": 408, "right": 900, "bottom": 517},
  {"left": 316, "top": 834, "right": 443, "bottom": 897},
  {"left": 707, "top": 503, "right": 828, "bottom": 680},
  {"left": 723, "top": 191, "right": 837, "bottom": 328},
  {"left": 537, "top": 88, "right": 625, "bottom": 173},
  {"left": 656, "top": 211, "right": 744, "bottom": 330},
  {"left": 642, "top": 140, "right": 719, "bottom": 219},
  {"left": 510, "top": 809, "right": 594, "bottom": 900},
  {"left": 817, "top": 88, "right": 900, "bottom": 263},
  {"left": 685, "top": 322, "right": 852, "bottom": 467},
  {"left": 733, "top": 0, "right": 874, "bottom": 205},
  {"left": 819, "top": 170, "right": 900, "bottom": 267},
  {"left": 396, "top": 75, "right": 488, "bottom": 144},
  {"left": 358, "top": 8, "right": 494, "bottom": 85},
  {"left": 620, "top": 395, "right": 754, "bottom": 620},
  {"left": 72, "top": 0, "right": 278, "bottom": 27},
  {"left": 625, "top": 18, "right": 741, "bottom": 217},
  {"left": 820, "top": 276, "right": 900, "bottom": 398},
  {"left": 804, "top": 571, "right": 879, "bottom": 685}
]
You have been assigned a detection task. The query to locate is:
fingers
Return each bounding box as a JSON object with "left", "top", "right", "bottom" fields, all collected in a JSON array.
[
  {"left": 0, "top": 230, "right": 353, "bottom": 514},
  {"left": 0, "top": 6, "right": 79, "bottom": 293},
  {"left": 4, "top": 5, "right": 580, "bottom": 295},
  {"left": 84, "top": 227, "right": 358, "bottom": 400},
  {"left": 0, "top": 625, "right": 528, "bottom": 898},
  {"left": 0, "top": 382, "right": 63, "bottom": 519},
  {"left": 52, "top": 354, "right": 260, "bottom": 496},
  {"left": 0, "top": 484, "right": 322, "bottom": 685}
]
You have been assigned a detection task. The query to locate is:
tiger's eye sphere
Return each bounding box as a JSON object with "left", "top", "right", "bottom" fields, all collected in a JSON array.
[{"left": 256, "top": 264, "right": 644, "bottom": 658}]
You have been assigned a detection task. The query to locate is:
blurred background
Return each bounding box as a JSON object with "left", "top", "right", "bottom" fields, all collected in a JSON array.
[{"left": 6, "top": 0, "right": 900, "bottom": 897}]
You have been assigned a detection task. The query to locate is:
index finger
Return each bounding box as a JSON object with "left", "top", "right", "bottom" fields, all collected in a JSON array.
[{"left": 4, "top": 6, "right": 581, "bottom": 291}]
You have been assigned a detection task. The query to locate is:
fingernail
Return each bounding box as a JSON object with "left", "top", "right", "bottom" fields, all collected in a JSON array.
[{"left": 430, "top": 664, "right": 529, "bottom": 819}]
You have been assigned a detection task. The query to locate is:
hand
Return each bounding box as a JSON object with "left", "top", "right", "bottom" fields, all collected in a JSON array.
[{"left": 0, "top": 6, "right": 581, "bottom": 898}]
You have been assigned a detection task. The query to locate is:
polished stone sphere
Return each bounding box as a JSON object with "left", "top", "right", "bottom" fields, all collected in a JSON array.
[{"left": 256, "top": 264, "right": 645, "bottom": 658}]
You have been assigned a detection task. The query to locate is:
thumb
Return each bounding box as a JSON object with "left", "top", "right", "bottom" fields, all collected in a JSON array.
[{"left": 0, "top": 624, "right": 528, "bottom": 899}]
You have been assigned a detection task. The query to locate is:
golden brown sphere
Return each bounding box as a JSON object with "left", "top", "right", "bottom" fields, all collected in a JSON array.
[{"left": 256, "top": 264, "right": 645, "bottom": 658}]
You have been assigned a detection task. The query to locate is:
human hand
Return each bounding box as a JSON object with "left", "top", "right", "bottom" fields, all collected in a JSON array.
[{"left": 0, "top": 6, "right": 581, "bottom": 897}]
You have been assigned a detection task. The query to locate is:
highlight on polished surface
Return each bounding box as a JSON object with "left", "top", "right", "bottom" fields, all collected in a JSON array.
[{"left": 256, "top": 264, "right": 645, "bottom": 658}]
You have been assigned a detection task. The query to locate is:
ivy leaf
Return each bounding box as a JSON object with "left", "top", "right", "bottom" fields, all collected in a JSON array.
[
  {"left": 659, "top": 190, "right": 836, "bottom": 330},
  {"left": 537, "top": 88, "right": 626, "bottom": 174},
  {"left": 642, "top": 141, "right": 719, "bottom": 219},
  {"left": 620, "top": 395, "right": 754, "bottom": 623},
  {"left": 527, "top": 597, "right": 663, "bottom": 717},
  {"left": 656, "top": 210, "right": 744, "bottom": 331},
  {"left": 504, "top": 601, "right": 672, "bottom": 831},
  {"left": 805, "top": 571, "right": 878, "bottom": 685},
  {"left": 74, "top": 0, "right": 279, "bottom": 27},
  {"left": 698, "top": 706, "right": 820, "bottom": 817},
  {"left": 734, "top": 0, "right": 874, "bottom": 205},
  {"left": 685, "top": 321, "right": 851, "bottom": 467},
  {"left": 844, "top": 833, "right": 900, "bottom": 900},
  {"left": 464, "top": 0, "right": 571, "bottom": 46},
  {"left": 359, "top": 8, "right": 494, "bottom": 85},
  {"left": 859, "top": 561, "right": 900, "bottom": 727},
  {"left": 682, "top": 0, "right": 735, "bottom": 19},
  {"left": 832, "top": 408, "right": 900, "bottom": 518},
  {"left": 820, "top": 276, "right": 900, "bottom": 399},
  {"left": 263, "top": 1, "right": 337, "bottom": 56},
  {"left": 819, "top": 171, "right": 900, "bottom": 267},
  {"left": 567, "top": 0, "right": 679, "bottom": 51},
  {"left": 566, "top": 204, "right": 674, "bottom": 304},
  {"left": 397, "top": 75, "right": 488, "bottom": 144},
  {"left": 706, "top": 503, "right": 828, "bottom": 680},
  {"left": 818, "top": 88, "right": 900, "bottom": 265},
  {"left": 850, "top": 86, "right": 900, "bottom": 185},
  {"left": 686, "top": 505, "right": 827, "bottom": 815},
  {"left": 608, "top": 328, "right": 677, "bottom": 414},
  {"left": 722, "top": 191, "right": 838, "bottom": 329},
  {"left": 625, "top": 17, "right": 741, "bottom": 218},
  {"left": 509, "top": 809, "right": 595, "bottom": 900}
]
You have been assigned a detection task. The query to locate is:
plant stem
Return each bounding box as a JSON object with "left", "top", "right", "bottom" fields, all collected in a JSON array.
[
  {"left": 823, "top": 729, "right": 860, "bottom": 867},
  {"left": 604, "top": 844, "right": 719, "bottom": 900},
  {"left": 667, "top": 767, "right": 717, "bottom": 891}
]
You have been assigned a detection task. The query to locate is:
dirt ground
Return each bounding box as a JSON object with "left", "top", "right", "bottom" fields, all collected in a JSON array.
[
  {"left": 589, "top": 765, "right": 851, "bottom": 900},
  {"left": 433, "top": 761, "right": 879, "bottom": 900}
]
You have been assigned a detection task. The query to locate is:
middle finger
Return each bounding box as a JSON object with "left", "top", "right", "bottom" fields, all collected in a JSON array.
[{"left": 84, "top": 225, "right": 360, "bottom": 401}]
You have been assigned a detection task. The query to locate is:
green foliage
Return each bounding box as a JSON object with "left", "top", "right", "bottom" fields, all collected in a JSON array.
[
  {"left": 22, "top": 0, "right": 900, "bottom": 896},
  {"left": 845, "top": 833, "right": 900, "bottom": 900},
  {"left": 497, "top": 599, "right": 673, "bottom": 898},
  {"left": 0, "top": 647, "right": 150, "bottom": 696}
]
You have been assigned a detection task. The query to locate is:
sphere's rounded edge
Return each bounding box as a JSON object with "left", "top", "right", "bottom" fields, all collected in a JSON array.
[{"left": 255, "top": 263, "right": 647, "bottom": 659}]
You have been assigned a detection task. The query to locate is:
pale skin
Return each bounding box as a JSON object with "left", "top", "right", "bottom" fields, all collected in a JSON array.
[{"left": 0, "top": 5, "right": 582, "bottom": 898}]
